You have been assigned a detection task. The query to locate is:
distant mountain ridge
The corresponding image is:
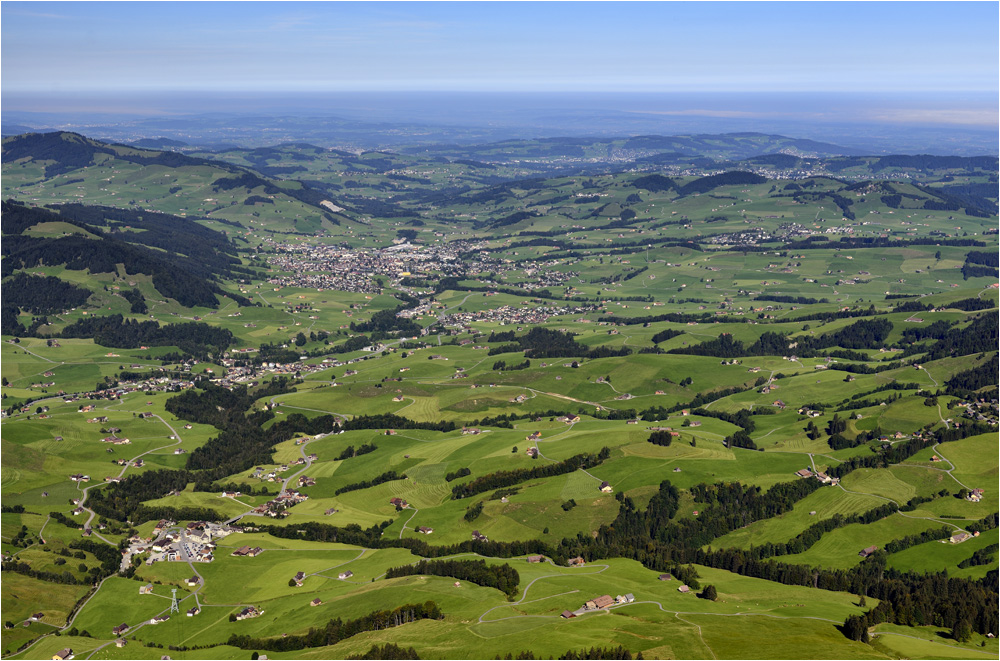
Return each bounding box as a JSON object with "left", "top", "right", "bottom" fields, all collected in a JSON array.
[
  {"left": 131, "top": 137, "right": 189, "bottom": 149},
  {"left": 1, "top": 131, "right": 359, "bottom": 232}
]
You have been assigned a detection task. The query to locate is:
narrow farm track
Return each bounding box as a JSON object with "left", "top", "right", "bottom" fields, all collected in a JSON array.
[
  {"left": 3, "top": 572, "right": 120, "bottom": 660},
  {"left": 834, "top": 483, "right": 964, "bottom": 531},
  {"left": 525, "top": 387, "right": 602, "bottom": 410},
  {"left": 72, "top": 413, "right": 186, "bottom": 545},
  {"left": 281, "top": 437, "right": 316, "bottom": 494},
  {"left": 399, "top": 507, "right": 420, "bottom": 539},
  {"left": 674, "top": 612, "right": 718, "bottom": 660},
  {"left": 310, "top": 548, "right": 369, "bottom": 579},
  {"left": 471, "top": 564, "right": 940, "bottom": 661},
  {"left": 477, "top": 563, "right": 612, "bottom": 623},
  {"left": 528, "top": 422, "right": 604, "bottom": 484},
  {"left": 15, "top": 346, "right": 58, "bottom": 363},
  {"left": 936, "top": 402, "right": 950, "bottom": 429},
  {"left": 928, "top": 443, "right": 974, "bottom": 491}
]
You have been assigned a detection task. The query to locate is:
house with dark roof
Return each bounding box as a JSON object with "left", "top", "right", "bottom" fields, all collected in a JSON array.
[
  {"left": 858, "top": 545, "right": 878, "bottom": 558},
  {"left": 235, "top": 606, "right": 262, "bottom": 620}
]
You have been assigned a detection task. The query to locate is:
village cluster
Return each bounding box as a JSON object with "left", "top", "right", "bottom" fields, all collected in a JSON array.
[{"left": 263, "top": 240, "right": 476, "bottom": 292}]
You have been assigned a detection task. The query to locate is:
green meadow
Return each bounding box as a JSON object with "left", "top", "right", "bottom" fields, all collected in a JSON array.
[{"left": 3, "top": 133, "right": 997, "bottom": 659}]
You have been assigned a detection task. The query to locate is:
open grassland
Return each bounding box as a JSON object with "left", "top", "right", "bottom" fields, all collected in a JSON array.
[
  {"left": 887, "top": 527, "right": 998, "bottom": 579},
  {"left": 3, "top": 135, "right": 998, "bottom": 659},
  {"left": 870, "top": 623, "right": 999, "bottom": 660},
  {"left": 0, "top": 573, "right": 90, "bottom": 635},
  {"left": 778, "top": 512, "right": 953, "bottom": 570},
  {"left": 11, "top": 555, "right": 885, "bottom": 660},
  {"left": 709, "top": 486, "right": 886, "bottom": 550}
]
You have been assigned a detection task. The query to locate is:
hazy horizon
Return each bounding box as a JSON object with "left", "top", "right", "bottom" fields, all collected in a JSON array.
[
  {"left": 2, "top": 2, "right": 997, "bottom": 155},
  {"left": 5, "top": 90, "right": 998, "bottom": 127}
]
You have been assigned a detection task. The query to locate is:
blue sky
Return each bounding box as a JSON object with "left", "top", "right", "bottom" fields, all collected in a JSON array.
[{"left": 2, "top": 1, "right": 997, "bottom": 93}]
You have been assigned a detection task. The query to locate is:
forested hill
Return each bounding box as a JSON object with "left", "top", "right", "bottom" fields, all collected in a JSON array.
[
  {"left": 1, "top": 131, "right": 244, "bottom": 179},
  {"left": 1, "top": 200, "right": 255, "bottom": 326}
]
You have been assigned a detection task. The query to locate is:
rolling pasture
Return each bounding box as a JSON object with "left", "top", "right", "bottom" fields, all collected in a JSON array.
[{"left": 2, "top": 133, "right": 997, "bottom": 659}]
